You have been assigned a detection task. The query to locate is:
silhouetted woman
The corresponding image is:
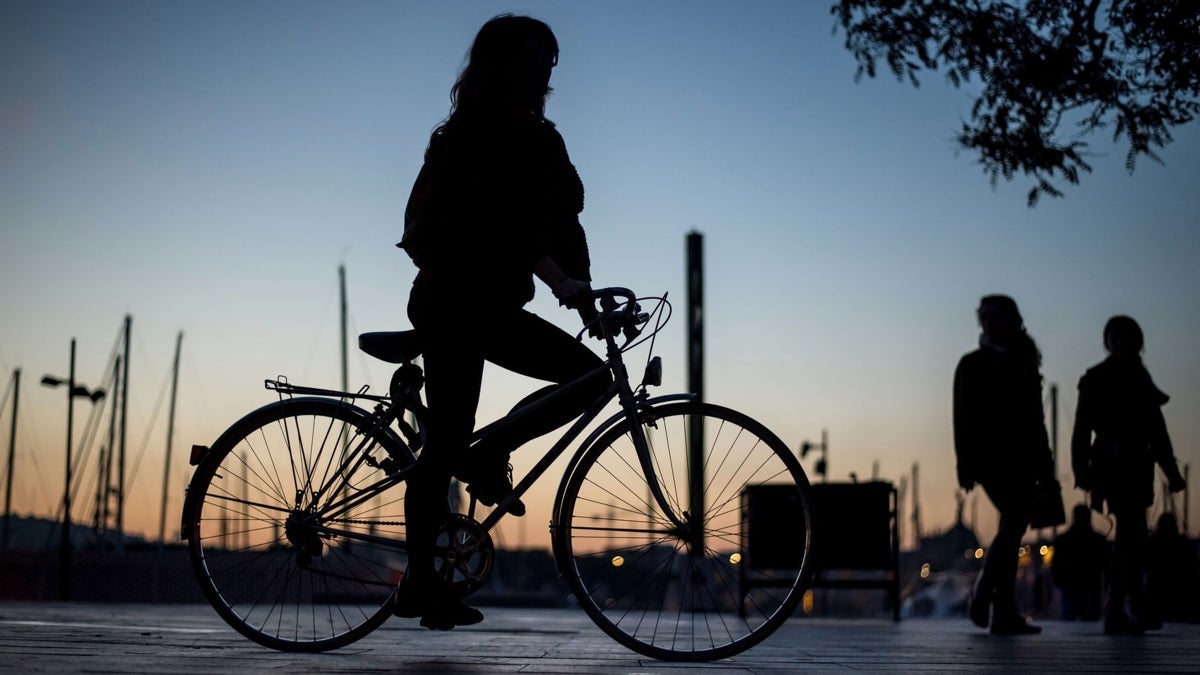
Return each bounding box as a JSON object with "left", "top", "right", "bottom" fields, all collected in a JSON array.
[
  {"left": 1070, "top": 315, "right": 1186, "bottom": 634},
  {"left": 954, "top": 294, "right": 1054, "bottom": 634},
  {"left": 396, "top": 14, "right": 609, "bottom": 630}
]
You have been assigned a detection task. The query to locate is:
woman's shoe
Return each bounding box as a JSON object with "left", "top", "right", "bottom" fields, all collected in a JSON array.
[
  {"left": 1104, "top": 612, "right": 1146, "bottom": 635},
  {"left": 464, "top": 460, "right": 526, "bottom": 516},
  {"left": 392, "top": 579, "right": 483, "bottom": 630},
  {"left": 1139, "top": 614, "right": 1163, "bottom": 631},
  {"left": 990, "top": 614, "right": 1041, "bottom": 635},
  {"left": 419, "top": 597, "right": 484, "bottom": 631},
  {"left": 968, "top": 587, "right": 991, "bottom": 628}
]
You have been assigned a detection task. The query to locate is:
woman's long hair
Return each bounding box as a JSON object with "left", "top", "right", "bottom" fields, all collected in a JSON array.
[
  {"left": 436, "top": 14, "right": 558, "bottom": 135},
  {"left": 979, "top": 294, "right": 1042, "bottom": 370}
]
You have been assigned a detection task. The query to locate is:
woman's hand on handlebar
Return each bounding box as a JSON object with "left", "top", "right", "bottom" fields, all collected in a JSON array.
[
  {"left": 553, "top": 279, "right": 604, "bottom": 338},
  {"left": 551, "top": 277, "right": 592, "bottom": 309},
  {"left": 535, "top": 256, "right": 591, "bottom": 309}
]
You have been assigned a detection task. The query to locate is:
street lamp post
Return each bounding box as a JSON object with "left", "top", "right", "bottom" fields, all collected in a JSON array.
[
  {"left": 801, "top": 429, "right": 828, "bottom": 482},
  {"left": 42, "top": 339, "right": 105, "bottom": 601}
]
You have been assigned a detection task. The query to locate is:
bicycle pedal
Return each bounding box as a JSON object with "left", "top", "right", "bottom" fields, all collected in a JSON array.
[{"left": 466, "top": 485, "right": 526, "bottom": 517}]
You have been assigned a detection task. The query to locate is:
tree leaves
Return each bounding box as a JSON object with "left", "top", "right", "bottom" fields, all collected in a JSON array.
[{"left": 832, "top": 0, "right": 1200, "bottom": 206}]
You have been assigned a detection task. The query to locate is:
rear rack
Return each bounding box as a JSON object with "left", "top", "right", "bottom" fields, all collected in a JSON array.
[{"left": 265, "top": 376, "right": 391, "bottom": 403}]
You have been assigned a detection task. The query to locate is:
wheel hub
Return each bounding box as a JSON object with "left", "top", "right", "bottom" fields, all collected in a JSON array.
[{"left": 284, "top": 511, "right": 325, "bottom": 558}]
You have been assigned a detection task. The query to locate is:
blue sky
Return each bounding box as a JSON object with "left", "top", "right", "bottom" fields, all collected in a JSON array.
[{"left": 2, "top": 1, "right": 1197, "bottom": 549}]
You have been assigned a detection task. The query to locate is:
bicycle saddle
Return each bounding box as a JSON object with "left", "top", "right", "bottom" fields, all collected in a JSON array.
[{"left": 358, "top": 331, "right": 422, "bottom": 363}]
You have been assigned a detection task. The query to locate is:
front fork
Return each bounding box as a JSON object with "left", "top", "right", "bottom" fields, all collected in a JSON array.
[{"left": 612, "top": 367, "right": 696, "bottom": 544}]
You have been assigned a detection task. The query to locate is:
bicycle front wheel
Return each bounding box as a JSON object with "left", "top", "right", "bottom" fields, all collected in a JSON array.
[
  {"left": 184, "top": 397, "right": 415, "bottom": 652},
  {"left": 555, "top": 401, "right": 812, "bottom": 661}
]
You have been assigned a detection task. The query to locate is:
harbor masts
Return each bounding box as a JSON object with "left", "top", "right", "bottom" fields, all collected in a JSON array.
[
  {"left": 2, "top": 369, "right": 19, "bottom": 551},
  {"left": 117, "top": 315, "right": 131, "bottom": 541},
  {"left": 157, "top": 331, "right": 183, "bottom": 545}
]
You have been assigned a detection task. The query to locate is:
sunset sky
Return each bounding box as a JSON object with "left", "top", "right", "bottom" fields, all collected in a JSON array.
[{"left": 2, "top": 1, "right": 1197, "bottom": 551}]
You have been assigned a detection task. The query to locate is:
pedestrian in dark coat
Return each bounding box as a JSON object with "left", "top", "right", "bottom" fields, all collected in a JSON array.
[
  {"left": 1051, "top": 504, "right": 1109, "bottom": 621},
  {"left": 954, "top": 294, "right": 1054, "bottom": 635},
  {"left": 1145, "top": 512, "right": 1200, "bottom": 624},
  {"left": 1071, "top": 315, "right": 1186, "bottom": 634}
]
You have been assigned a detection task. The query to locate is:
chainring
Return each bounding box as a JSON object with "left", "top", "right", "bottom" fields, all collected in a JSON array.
[{"left": 433, "top": 514, "right": 494, "bottom": 597}]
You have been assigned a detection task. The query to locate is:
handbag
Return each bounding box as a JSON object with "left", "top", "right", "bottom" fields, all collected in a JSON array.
[{"left": 1029, "top": 478, "right": 1066, "bottom": 529}]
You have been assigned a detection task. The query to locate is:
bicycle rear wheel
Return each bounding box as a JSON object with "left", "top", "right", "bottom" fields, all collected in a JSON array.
[
  {"left": 184, "top": 397, "right": 416, "bottom": 652},
  {"left": 555, "top": 401, "right": 812, "bottom": 661}
]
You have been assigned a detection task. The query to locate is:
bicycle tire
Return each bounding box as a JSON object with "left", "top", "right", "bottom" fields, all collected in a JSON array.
[
  {"left": 185, "top": 397, "right": 416, "bottom": 652},
  {"left": 555, "top": 401, "right": 813, "bottom": 661}
]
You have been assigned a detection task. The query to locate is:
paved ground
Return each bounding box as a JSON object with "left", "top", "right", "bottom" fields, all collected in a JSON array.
[{"left": 0, "top": 602, "right": 1198, "bottom": 673}]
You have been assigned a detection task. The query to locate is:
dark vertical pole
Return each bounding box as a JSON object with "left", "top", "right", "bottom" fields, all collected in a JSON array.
[
  {"left": 117, "top": 315, "right": 131, "bottom": 543},
  {"left": 92, "top": 446, "right": 105, "bottom": 536},
  {"left": 3, "top": 369, "right": 19, "bottom": 551},
  {"left": 1184, "top": 464, "right": 1190, "bottom": 536},
  {"left": 339, "top": 265, "right": 348, "bottom": 395},
  {"left": 339, "top": 266, "right": 353, "bottom": 512},
  {"left": 910, "top": 462, "right": 921, "bottom": 545},
  {"left": 158, "top": 331, "right": 183, "bottom": 545},
  {"left": 686, "top": 232, "right": 704, "bottom": 552},
  {"left": 101, "top": 356, "right": 119, "bottom": 538},
  {"left": 61, "top": 339, "right": 77, "bottom": 600},
  {"left": 822, "top": 428, "right": 829, "bottom": 482},
  {"left": 1049, "top": 383, "right": 1058, "bottom": 469}
]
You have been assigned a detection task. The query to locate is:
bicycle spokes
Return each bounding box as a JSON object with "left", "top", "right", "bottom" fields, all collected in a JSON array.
[
  {"left": 558, "top": 401, "right": 811, "bottom": 661},
  {"left": 187, "top": 399, "right": 412, "bottom": 651}
]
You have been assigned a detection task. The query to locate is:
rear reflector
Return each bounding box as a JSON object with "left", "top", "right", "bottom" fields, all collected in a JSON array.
[{"left": 190, "top": 444, "right": 209, "bottom": 466}]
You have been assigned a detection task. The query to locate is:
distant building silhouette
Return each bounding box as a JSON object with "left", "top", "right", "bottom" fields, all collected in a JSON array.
[{"left": 0, "top": 515, "right": 146, "bottom": 551}]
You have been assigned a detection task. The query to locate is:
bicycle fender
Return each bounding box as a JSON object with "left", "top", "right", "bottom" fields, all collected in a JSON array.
[
  {"left": 548, "top": 393, "right": 696, "bottom": 570},
  {"left": 179, "top": 396, "right": 402, "bottom": 541}
]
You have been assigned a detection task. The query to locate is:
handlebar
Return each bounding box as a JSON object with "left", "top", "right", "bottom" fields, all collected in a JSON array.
[
  {"left": 578, "top": 287, "right": 664, "bottom": 346},
  {"left": 590, "top": 286, "right": 637, "bottom": 309}
]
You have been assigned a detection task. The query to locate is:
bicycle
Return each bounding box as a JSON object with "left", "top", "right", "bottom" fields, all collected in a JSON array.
[{"left": 180, "top": 287, "right": 814, "bottom": 661}]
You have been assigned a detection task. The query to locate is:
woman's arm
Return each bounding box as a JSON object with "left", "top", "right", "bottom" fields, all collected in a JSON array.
[
  {"left": 952, "top": 357, "right": 979, "bottom": 491},
  {"left": 1070, "top": 380, "right": 1094, "bottom": 490},
  {"left": 534, "top": 257, "right": 589, "bottom": 308},
  {"left": 1148, "top": 405, "right": 1186, "bottom": 492}
]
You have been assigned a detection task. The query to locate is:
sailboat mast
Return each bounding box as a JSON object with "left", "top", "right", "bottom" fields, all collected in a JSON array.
[
  {"left": 100, "top": 356, "right": 119, "bottom": 538},
  {"left": 157, "top": 331, "right": 183, "bottom": 545},
  {"left": 340, "top": 265, "right": 348, "bottom": 394},
  {"left": 2, "top": 369, "right": 19, "bottom": 551},
  {"left": 117, "top": 315, "right": 131, "bottom": 541}
]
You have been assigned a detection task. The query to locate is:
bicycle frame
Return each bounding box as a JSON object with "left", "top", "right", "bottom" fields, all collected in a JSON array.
[
  {"left": 182, "top": 286, "right": 811, "bottom": 660},
  {"left": 187, "top": 289, "right": 689, "bottom": 555}
]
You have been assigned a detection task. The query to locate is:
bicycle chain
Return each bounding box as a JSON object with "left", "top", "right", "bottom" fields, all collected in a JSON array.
[{"left": 326, "top": 517, "right": 406, "bottom": 527}]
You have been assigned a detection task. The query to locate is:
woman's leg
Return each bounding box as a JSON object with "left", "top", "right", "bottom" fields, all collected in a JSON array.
[
  {"left": 400, "top": 286, "right": 486, "bottom": 627},
  {"left": 476, "top": 308, "right": 610, "bottom": 453},
  {"left": 404, "top": 332, "right": 482, "bottom": 582},
  {"left": 978, "top": 481, "right": 1035, "bottom": 631},
  {"left": 988, "top": 507, "right": 1029, "bottom": 617},
  {"left": 447, "top": 308, "right": 609, "bottom": 512},
  {"left": 1108, "top": 505, "right": 1149, "bottom": 631}
]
